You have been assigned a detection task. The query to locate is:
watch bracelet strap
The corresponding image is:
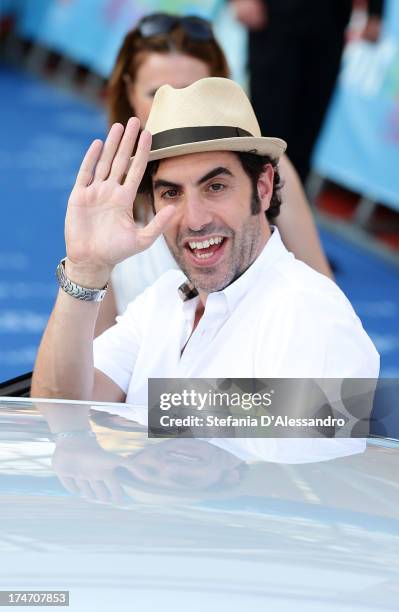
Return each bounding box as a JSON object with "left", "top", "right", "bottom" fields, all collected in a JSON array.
[{"left": 56, "top": 258, "right": 108, "bottom": 302}]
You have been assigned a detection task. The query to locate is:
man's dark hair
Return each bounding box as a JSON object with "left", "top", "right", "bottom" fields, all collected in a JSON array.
[
  {"left": 237, "top": 152, "right": 283, "bottom": 219},
  {"left": 138, "top": 152, "right": 283, "bottom": 221}
]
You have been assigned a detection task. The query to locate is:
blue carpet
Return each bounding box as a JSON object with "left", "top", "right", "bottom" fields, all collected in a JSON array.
[
  {"left": 0, "top": 64, "right": 398, "bottom": 383},
  {"left": 0, "top": 64, "right": 106, "bottom": 381}
]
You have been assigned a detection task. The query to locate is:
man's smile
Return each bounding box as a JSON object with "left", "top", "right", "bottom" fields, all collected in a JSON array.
[{"left": 183, "top": 235, "right": 229, "bottom": 267}]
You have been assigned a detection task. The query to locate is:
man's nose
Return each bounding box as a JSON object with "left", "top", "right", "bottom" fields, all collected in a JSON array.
[{"left": 181, "top": 192, "right": 213, "bottom": 231}]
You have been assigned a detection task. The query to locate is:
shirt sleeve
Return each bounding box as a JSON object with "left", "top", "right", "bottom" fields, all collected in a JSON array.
[
  {"left": 254, "top": 284, "right": 380, "bottom": 379},
  {"left": 324, "top": 315, "right": 380, "bottom": 378},
  {"left": 93, "top": 289, "right": 150, "bottom": 393}
]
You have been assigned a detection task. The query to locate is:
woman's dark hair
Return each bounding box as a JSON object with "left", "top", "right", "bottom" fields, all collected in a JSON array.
[
  {"left": 107, "top": 21, "right": 229, "bottom": 128},
  {"left": 139, "top": 152, "right": 283, "bottom": 221}
]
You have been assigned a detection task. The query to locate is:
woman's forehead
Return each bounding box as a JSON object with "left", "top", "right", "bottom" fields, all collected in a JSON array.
[{"left": 135, "top": 52, "right": 211, "bottom": 88}]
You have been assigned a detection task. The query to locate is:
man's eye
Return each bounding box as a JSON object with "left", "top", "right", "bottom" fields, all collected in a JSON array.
[
  {"left": 162, "top": 189, "right": 180, "bottom": 199},
  {"left": 208, "top": 183, "right": 225, "bottom": 192}
]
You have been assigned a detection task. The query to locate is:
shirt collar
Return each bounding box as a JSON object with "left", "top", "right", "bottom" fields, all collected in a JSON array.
[{"left": 220, "top": 226, "right": 288, "bottom": 313}]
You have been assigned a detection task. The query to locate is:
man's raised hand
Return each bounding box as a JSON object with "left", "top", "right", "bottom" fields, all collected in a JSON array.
[{"left": 65, "top": 118, "right": 176, "bottom": 287}]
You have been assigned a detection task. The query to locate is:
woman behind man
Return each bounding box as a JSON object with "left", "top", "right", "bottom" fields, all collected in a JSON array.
[{"left": 97, "top": 13, "right": 332, "bottom": 334}]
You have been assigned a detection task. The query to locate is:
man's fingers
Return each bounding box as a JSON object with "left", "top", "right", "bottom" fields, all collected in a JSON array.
[
  {"left": 103, "top": 478, "right": 126, "bottom": 504},
  {"left": 58, "top": 476, "right": 80, "bottom": 495},
  {"left": 76, "top": 478, "right": 96, "bottom": 501},
  {"left": 93, "top": 123, "right": 125, "bottom": 181},
  {"left": 89, "top": 480, "right": 112, "bottom": 503},
  {"left": 125, "top": 129, "right": 152, "bottom": 188},
  {"left": 75, "top": 139, "right": 103, "bottom": 187},
  {"left": 109, "top": 117, "right": 141, "bottom": 182},
  {"left": 138, "top": 205, "right": 177, "bottom": 249}
]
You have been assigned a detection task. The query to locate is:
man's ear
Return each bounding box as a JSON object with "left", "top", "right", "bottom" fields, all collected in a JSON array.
[{"left": 257, "top": 164, "right": 274, "bottom": 212}]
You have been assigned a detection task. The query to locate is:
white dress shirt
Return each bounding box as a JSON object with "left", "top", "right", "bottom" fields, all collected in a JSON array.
[
  {"left": 111, "top": 234, "right": 178, "bottom": 314},
  {"left": 94, "top": 228, "right": 379, "bottom": 407}
]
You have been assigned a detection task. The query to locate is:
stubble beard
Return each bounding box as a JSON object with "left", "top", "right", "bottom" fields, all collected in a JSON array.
[{"left": 164, "top": 214, "right": 264, "bottom": 295}]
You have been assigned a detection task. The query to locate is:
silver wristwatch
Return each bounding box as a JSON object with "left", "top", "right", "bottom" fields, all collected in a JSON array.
[{"left": 56, "top": 258, "right": 108, "bottom": 302}]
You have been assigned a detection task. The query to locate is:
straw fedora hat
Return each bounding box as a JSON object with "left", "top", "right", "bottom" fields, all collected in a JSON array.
[{"left": 143, "top": 77, "right": 287, "bottom": 162}]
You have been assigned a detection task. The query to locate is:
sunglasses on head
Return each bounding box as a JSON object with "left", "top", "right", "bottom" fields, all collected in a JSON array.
[{"left": 137, "top": 13, "right": 214, "bottom": 42}]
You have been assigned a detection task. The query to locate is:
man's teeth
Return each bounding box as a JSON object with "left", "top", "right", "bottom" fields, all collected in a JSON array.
[
  {"left": 188, "top": 236, "right": 223, "bottom": 250},
  {"left": 196, "top": 251, "right": 213, "bottom": 259}
]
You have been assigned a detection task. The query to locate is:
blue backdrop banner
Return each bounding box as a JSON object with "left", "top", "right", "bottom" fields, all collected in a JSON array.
[
  {"left": 313, "top": 0, "right": 399, "bottom": 212},
  {"left": 19, "top": 0, "right": 221, "bottom": 77},
  {"left": 12, "top": 0, "right": 246, "bottom": 82},
  {"left": 16, "top": 0, "right": 53, "bottom": 39}
]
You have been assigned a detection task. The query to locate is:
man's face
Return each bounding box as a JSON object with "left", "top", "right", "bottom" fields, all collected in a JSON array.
[
  {"left": 152, "top": 151, "right": 273, "bottom": 294},
  {"left": 126, "top": 439, "right": 244, "bottom": 491}
]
